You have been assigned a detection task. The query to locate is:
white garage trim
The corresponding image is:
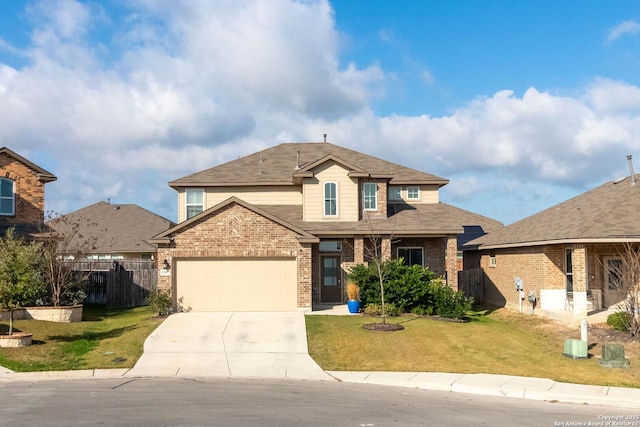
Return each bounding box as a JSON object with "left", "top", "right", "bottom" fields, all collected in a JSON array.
[{"left": 175, "top": 258, "right": 298, "bottom": 311}]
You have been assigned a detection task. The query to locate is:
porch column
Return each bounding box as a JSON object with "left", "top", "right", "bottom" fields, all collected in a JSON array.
[
  {"left": 571, "top": 245, "right": 588, "bottom": 319},
  {"left": 354, "top": 236, "right": 364, "bottom": 264},
  {"left": 445, "top": 235, "right": 459, "bottom": 290},
  {"left": 381, "top": 237, "right": 392, "bottom": 261}
]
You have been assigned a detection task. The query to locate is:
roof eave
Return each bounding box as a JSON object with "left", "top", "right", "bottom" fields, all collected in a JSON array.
[{"left": 473, "top": 236, "right": 640, "bottom": 250}]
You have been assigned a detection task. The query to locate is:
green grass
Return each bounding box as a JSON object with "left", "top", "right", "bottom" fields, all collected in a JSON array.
[
  {"left": 0, "top": 304, "right": 164, "bottom": 372},
  {"left": 306, "top": 309, "right": 640, "bottom": 389}
]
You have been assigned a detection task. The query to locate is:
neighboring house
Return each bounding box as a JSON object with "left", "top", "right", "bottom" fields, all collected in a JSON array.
[
  {"left": 0, "top": 147, "right": 57, "bottom": 238},
  {"left": 47, "top": 201, "right": 175, "bottom": 260},
  {"left": 465, "top": 173, "right": 640, "bottom": 317},
  {"left": 151, "top": 142, "right": 502, "bottom": 312}
]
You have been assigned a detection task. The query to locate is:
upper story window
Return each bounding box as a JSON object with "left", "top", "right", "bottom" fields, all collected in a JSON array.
[
  {"left": 186, "top": 189, "right": 204, "bottom": 219},
  {"left": 324, "top": 182, "right": 338, "bottom": 216},
  {"left": 389, "top": 186, "right": 402, "bottom": 201},
  {"left": 363, "top": 182, "right": 377, "bottom": 211},
  {"left": 0, "top": 178, "right": 15, "bottom": 216},
  {"left": 407, "top": 187, "right": 420, "bottom": 200}
]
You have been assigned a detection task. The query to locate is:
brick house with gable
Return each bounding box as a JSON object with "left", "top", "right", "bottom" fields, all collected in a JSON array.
[
  {"left": 465, "top": 172, "right": 640, "bottom": 319},
  {"left": 0, "top": 147, "right": 57, "bottom": 238},
  {"left": 152, "top": 141, "right": 502, "bottom": 312}
]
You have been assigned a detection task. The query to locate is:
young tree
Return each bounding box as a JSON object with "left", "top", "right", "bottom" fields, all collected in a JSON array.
[
  {"left": 0, "top": 228, "right": 46, "bottom": 335},
  {"left": 606, "top": 243, "right": 640, "bottom": 337},
  {"left": 362, "top": 214, "right": 396, "bottom": 324}
]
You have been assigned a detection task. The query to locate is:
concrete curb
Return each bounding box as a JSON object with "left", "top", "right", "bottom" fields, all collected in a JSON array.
[
  {"left": 1, "top": 366, "right": 638, "bottom": 409},
  {"left": 327, "top": 371, "right": 640, "bottom": 409}
]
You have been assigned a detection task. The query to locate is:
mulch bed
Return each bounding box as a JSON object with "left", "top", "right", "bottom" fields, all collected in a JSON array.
[{"left": 363, "top": 322, "right": 404, "bottom": 331}]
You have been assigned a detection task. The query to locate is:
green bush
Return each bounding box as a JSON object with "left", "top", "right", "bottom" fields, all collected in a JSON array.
[
  {"left": 147, "top": 289, "right": 172, "bottom": 316},
  {"left": 607, "top": 311, "right": 631, "bottom": 331},
  {"left": 348, "top": 259, "right": 473, "bottom": 319}
]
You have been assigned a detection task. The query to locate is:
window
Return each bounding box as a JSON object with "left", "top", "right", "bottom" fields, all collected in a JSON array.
[
  {"left": 186, "top": 189, "right": 204, "bottom": 219},
  {"left": 324, "top": 182, "right": 337, "bottom": 216},
  {"left": 363, "top": 182, "right": 377, "bottom": 210},
  {"left": 0, "top": 178, "right": 14, "bottom": 216},
  {"left": 489, "top": 255, "right": 497, "bottom": 267},
  {"left": 407, "top": 187, "right": 420, "bottom": 200},
  {"left": 389, "top": 186, "right": 402, "bottom": 201},
  {"left": 319, "top": 241, "right": 342, "bottom": 252},
  {"left": 565, "top": 249, "right": 573, "bottom": 293},
  {"left": 397, "top": 247, "right": 423, "bottom": 267}
]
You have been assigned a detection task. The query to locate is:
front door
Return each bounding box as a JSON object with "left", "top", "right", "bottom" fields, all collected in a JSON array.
[{"left": 320, "top": 256, "right": 342, "bottom": 303}]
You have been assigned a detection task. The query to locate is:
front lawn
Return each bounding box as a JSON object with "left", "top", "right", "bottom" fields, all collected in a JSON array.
[
  {"left": 306, "top": 309, "right": 640, "bottom": 389},
  {"left": 0, "top": 304, "right": 164, "bottom": 372}
]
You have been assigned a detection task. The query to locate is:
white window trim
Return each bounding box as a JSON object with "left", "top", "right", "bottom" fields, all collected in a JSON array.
[
  {"left": 363, "top": 182, "right": 377, "bottom": 211},
  {"left": 407, "top": 186, "right": 420, "bottom": 200},
  {"left": 0, "top": 178, "right": 15, "bottom": 216},
  {"left": 389, "top": 186, "right": 402, "bottom": 201},
  {"left": 185, "top": 188, "right": 205, "bottom": 219},
  {"left": 323, "top": 181, "right": 338, "bottom": 217},
  {"left": 489, "top": 255, "right": 497, "bottom": 268},
  {"left": 397, "top": 247, "right": 424, "bottom": 267}
]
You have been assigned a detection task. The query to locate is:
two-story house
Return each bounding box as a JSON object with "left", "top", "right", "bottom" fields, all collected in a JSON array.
[
  {"left": 151, "top": 142, "right": 502, "bottom": 312},
  {"left": 0, "top": 147, "right": 57, "bottom": 238}
]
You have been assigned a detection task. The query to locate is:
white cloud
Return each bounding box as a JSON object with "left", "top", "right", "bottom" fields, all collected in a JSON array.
[
  {"left": 1, "top": 1, "right": 640, "bottom": 225},
  {"left": 606, "top": 20, "right": 640, "bottom": 43}
]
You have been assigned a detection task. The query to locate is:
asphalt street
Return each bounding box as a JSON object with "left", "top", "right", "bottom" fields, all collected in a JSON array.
[{"left": 0, "top": 377, "right": 636, "bottom": 427}]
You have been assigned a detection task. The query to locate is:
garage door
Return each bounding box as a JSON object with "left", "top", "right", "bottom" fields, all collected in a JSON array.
[{"left": 175, "top": 258, "right": 298, "bottom": 311}]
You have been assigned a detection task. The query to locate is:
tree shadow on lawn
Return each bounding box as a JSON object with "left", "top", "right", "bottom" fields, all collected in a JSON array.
[{"left": 44, "top": 325, "right": 139, "bottom": 344}]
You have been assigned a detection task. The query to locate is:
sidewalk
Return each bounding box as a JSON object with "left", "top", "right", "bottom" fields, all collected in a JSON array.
[{"left": 1, "top": 364, "right": 638, "bottom": 409}]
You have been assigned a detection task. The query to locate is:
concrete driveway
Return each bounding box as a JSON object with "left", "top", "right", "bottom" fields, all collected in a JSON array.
[{"left": 125, "top": 312, "right": 332, "bottom": 381}]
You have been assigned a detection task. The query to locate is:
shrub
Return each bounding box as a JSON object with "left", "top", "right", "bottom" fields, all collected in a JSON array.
[
  {"left": 348, "top": 259, "right": 473, "bottom": 319},
  {"left": 607, "top": 311, "right": 631, "bottom": 331},
  {"left": 148, "top": 289, "right": 172, "bottom": 316},
  {"left": 364, "top": 303, "right": 380, "bottom": 315}
]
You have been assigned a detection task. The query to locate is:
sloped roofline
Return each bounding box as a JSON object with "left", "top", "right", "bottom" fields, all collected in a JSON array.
[
  {"left": 150, "top": 196, "right": 319, "bottom": 244},
  {"left": 0, "top": 147, "right": 57, "bottom": 182}
]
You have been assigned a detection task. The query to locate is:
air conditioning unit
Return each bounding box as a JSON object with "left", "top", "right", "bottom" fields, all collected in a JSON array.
[{"left": 563, "top": 339, "right": 588, "bottom": 359}]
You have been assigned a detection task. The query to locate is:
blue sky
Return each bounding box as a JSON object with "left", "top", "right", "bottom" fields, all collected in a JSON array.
[{"left": 1, "top": 0, "right": 640, "bottom": 225}]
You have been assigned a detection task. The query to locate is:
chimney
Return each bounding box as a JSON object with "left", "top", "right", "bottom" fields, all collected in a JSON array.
[{"left": 627, "top": 155, "right": 637, "bottom": 186}]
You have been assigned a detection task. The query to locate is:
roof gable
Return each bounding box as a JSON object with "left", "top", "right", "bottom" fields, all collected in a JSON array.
[
  {"left": 169, "top": 142, "right": 448, "bottom": 188},
  {"left": 152, "top": 196, "right": 319, "bottom": 243},
  {"left": 0, "top": 147, "right": 57, "bottom": 182},
  {"left": 48, "top": 202, "right": 174, "bottom": 253}
]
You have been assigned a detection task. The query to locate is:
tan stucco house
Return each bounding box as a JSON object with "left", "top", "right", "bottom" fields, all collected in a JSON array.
[
  {"left": 0, "top": 147, "right": 57, "bottom": 238},
  {"left": 152, "top": 142, "right": 502, "bottom": 312},
  {"left": 465, "top": 173, "right": 640, "bottom": 318}
]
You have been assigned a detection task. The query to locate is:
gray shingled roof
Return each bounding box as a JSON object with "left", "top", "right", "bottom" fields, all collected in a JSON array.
[
  {"left": 257, "top": 203, "right": 503, "bottom": 237},
  {"left": 468, "top": 175, "right": 640, "bottom": 249},
  {"left": 169, "top": 142, "right": 449, "bottom": 187},
  {"left": 48, "top": 202, "right": 174, "bottom": 254}
]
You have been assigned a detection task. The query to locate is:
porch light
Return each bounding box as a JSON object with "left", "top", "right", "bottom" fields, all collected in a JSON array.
[{"left": 163, "top": 259, "right": 170, "bottom": 270}]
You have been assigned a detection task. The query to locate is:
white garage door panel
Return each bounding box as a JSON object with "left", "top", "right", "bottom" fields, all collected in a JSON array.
[{"left": 176, "top": 259, "right": 297, "bottom": 311}]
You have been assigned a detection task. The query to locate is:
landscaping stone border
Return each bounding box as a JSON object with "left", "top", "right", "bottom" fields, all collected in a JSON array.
[{"left": 0, "top": 305, "right": 83, "bottom": 323}]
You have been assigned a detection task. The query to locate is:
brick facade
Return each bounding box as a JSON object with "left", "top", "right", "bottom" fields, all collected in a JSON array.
[
  {"left": 0, "top": 152, "right": 48, "bottom": 225},
  {"left": 156, "top": 203, "right": 312, "bottom": 311}
]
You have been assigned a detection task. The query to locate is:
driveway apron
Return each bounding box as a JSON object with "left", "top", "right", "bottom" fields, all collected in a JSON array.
[{"left": 126, "top": 312, "right": 332, "bottom": 381}]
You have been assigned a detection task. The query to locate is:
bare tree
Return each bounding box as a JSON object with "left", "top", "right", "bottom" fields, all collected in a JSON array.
[
  {"left": 362, "top": 213, "right": 397, "bottom": 324},
  {"left": 36, "top": 212, "right": 98, "bottom": 307},
  {"left": 605, "top": 243, "right": 640, "bottom": 337}
]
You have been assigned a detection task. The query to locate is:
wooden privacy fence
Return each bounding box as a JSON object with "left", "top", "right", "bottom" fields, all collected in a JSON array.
[
  {"left": 458, "top": 268, "right": 484, "bottom": 302},
  {"left": 73, "top": 260, "right": 157, "bottom": 308}
]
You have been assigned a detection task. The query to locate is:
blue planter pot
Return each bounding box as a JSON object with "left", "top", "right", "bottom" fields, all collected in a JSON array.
[{"left": 347, "top": 300, "right": 361, "bottom": 313}]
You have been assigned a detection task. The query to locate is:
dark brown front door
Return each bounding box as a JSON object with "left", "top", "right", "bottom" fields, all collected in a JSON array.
[{"left": 320, "top": 255, "right": 342, "bottom": 303}]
